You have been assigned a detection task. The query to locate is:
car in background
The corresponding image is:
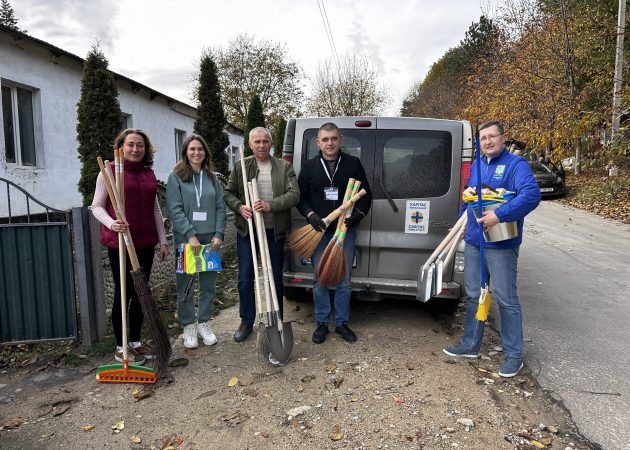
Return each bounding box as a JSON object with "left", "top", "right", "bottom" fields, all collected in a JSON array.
[{"left": 528, "top": 161, "right": 566, "bottom": 197}]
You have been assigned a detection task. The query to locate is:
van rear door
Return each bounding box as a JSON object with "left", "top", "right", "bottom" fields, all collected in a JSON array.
[{"left": 367, "top": 118, "right": 464, "bottom": 282}]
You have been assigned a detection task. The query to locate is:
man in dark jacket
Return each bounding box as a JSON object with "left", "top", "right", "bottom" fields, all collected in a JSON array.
[
  {"left": 443, "top": 120, "right": 541, "bottom": 378},
  {"left": 297, "top": 122, "right": 372, "bottom": 344},
  {"left": 225, "top": 127, "right": 300, "bottom": 345}
]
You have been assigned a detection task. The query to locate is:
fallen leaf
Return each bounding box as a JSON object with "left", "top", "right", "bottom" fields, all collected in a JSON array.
[
  {"left": 184, "top": 349, "right": 196, "bottom": 357},
  {"left": 177, "top": 435, "right": 184, "bottom": 445},
  {"left": 333, "top": 377, "right": 344, "bottom": 389},
  {"left": 243, "top": 387, "right": 258, "bottom": 397},
  {"left": 1, "top": 416, "right": 25, "bottom": 430},
  {"left": 540, "top": 436, "right": 553, "bottom": 445},
  {"left": 112, "top": 420, "right": 125, "bottom": 433},
  {"left": 133, "top": 388, "right": 155, "bottom": 401},
  {"left": 131, "top": 389, "right": 141, "bottom": 396},
  {"left": 169, "top": 357, "right": 189, "bottom": 367},
  {"left": 330, "top": 424, "right": 343, "bottom": 441},
  {"left": 82, "top": 425, "right": 95, "bottom": 431},
  {"left": 295, "top": 385, "right": 304, "bottom": 392},
  {"left": 530, "top": 440, "right": 546, "bottom": 449},
  {"left": 351, "top": 395, "right": 359, "bottom": 402},
  {"left": 131, "top": 435, "right": 141, "bottom": 444},
  {"left": 324, "top": 363, "right": 337, "bottom": 372},
  {"left": 228, "top": 377, "right": 239, "bottom": 387},
  {"left": 547, "top": 425, "right": 559, "bottom": 433},
  {"left": 238, "top": 377, "right": 254, "bottom": 386},
  {"left": 159, "top": 433, "right": 178, "bottom": 449},
  {"left": 20, "top": 357, "right": 36, "bottom": 367},
  {"left": 196, "top": 390, "right": 217, "bottom": 399},
  {"left": 392, "top": 394, "right": 405, "bottom": 404},
  {"left": 478, "top": 367, "right": 489, "bottom": 373}
]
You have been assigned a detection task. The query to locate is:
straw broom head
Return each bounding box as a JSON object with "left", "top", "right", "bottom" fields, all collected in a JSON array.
[{"left": 318, "top": 242, "right": 346, "bottom": 287}]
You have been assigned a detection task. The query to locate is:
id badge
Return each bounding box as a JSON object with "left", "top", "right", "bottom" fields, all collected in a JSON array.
[
  {"left": 192, "top": 211, "right": 207, "bottom": 221},
  {"left": 324, "top": 187, "right": 339, "bottom": 201}
]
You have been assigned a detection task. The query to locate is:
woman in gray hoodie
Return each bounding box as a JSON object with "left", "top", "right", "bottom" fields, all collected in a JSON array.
[{"left": 167, "top": 134, "right": 226, "bottom": 349}]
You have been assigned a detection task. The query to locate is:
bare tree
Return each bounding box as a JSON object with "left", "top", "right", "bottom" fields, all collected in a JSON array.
[{"left": 307, "top": 53, "right": 388, "bottom": 116}]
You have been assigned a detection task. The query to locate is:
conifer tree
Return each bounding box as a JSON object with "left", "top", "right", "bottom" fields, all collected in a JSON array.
[
  {"left": 194, "top": 52, "right": 229, "bottom": 175},
  {"left": 243, "top": 94, "right": 266, "bottom": 157},
  {"left": 273, "top": 118, "right": 287, "bottom": 158},
  {"left": 76, "top": 45, "right": 121, "bottom": 206},
  {"left": 0, "top": 0, "right": 25, "bottom": 32}
]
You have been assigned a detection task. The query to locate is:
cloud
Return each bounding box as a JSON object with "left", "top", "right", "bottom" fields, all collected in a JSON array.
[{"left": 14, "top": 0, "right": 121, "bottom": 55}]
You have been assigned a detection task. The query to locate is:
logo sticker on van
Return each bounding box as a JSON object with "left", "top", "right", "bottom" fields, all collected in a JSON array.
[{"left": 405, "top": 200, "right": 430, "bottom": 234}]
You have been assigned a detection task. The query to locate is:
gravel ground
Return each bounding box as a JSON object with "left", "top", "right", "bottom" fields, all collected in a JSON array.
[{"left": 0, "top": 298, "right": 597, "bottom": 450}]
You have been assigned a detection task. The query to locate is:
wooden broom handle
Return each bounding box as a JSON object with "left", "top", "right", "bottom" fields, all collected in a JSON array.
[
  {"left": 97, "top": 157, "right": 141, "bottom": 271},
  {"left": 324, "top": 189, "right": 367, "bottom": 223},
  {"left": 421, "top": 213, "right": 467, "bottom": 272}
]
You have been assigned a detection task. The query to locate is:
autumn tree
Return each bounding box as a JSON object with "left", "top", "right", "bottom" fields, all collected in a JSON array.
[
  {"left": 0, "top": 0, "right": 25, "bottom": 32},
  {"left": 243, "top": 94, "right": 266, "bottom": 157},
  {"left": 194, "top": 51, "right": 229, "bottom": 175},
  {"left": 214, "top": 34, "right": 304, "bottom": 131},
  {"left": 76, "top": 45, "right": 121, "bottom": 206},
  {"left": 307, "top": 53, "right": 388, "bottom": 116}
]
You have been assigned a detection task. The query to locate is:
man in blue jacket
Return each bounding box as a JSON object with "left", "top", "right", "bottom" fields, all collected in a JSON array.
[{"left": 443, "top": 120, "right": 541, "bottom": 378}]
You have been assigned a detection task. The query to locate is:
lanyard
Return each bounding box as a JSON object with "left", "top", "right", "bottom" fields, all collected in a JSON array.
[
  {"left": 193, "top": 172, "right": 203, "bottom": 208},
  {"left": 319, "top": 155, "right": 340, "bottom": 185}
]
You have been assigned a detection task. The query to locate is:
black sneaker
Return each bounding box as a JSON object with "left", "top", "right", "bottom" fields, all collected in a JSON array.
[
  {"left": 335, "top": 323, "right": 357, "bottom": 342},
  {"left": 312, "top": 323, "right": 329, "bottom": 344}
]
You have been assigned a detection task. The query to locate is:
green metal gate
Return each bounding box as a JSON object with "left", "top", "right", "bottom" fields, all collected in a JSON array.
[{"left": 0, "top": 177, "right": 76, "bottom": 344}]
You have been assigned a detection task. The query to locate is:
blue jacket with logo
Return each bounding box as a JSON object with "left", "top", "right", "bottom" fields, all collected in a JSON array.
[{"left": 461, "top": 148, "right": 541, "bottom": 249}]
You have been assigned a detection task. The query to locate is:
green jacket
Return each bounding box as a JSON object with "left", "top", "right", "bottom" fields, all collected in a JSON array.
[
  {"left": 166, "top": 170, "right": 226, "bottom": 245},
  {"left": 224, "top": 156, "right": 300, "bottom": 240}
]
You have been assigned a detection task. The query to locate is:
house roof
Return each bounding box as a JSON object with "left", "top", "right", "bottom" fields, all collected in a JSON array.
[{"left": 0, "top": 24, "right": 243, "bottom": 135}]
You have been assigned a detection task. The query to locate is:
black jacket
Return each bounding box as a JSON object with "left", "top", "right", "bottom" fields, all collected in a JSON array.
[{"left": 297, "top": 151, "right": 372, "bottom": 231}]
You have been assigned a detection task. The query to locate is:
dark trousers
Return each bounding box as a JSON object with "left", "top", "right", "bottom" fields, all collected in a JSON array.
[
  {"left": 108, "top": 246, "right": 155, "bottom": 347},
  {"left": 236, "top": 229, "right": 284, "bottom": 327}
]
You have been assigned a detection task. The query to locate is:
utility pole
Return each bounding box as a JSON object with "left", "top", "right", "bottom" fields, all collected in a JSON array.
[{"left": 612, "top": 0, "right": 627, "bottom": 140}]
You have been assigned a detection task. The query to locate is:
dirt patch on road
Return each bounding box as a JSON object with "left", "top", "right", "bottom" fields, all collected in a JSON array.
[{"left": 1, "top": 299, "right": 596, "bottom": 449}]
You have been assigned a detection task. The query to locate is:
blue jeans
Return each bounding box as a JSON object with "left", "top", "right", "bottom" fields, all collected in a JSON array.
[
  {"left": 236, "top": 229, "right": 284, "bottom": 327},
  {"left": 311, "top": 227, "right": 356, "bottom": 326},
  {"left": 461, "top": 243, "right": 523, "bottom": 359}
]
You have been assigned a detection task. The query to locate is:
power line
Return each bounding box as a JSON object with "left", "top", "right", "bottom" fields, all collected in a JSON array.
[{"left": 316, "top": 0, "right": 340, "bottom": 67}]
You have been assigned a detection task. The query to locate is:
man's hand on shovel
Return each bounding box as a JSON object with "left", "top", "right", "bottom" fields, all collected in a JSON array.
[{"left": 476, "top": 209, "right": 500, "bottom": 231}]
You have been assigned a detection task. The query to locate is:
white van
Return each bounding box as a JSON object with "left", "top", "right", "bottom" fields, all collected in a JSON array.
[{"left": 282, "top": 117, "right": 473, "bottom": 311}]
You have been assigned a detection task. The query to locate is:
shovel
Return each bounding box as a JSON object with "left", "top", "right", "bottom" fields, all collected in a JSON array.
[
  {"left": 419, "top": 213, "right": 467, "bottom": 301},
  {"left": 250, "top": 179, "right": 293, "bottom": 363}
]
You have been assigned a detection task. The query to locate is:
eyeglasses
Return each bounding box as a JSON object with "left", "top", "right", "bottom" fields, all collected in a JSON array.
[{"left": 479, "top": 134, "right": 504, "bottom": 142}]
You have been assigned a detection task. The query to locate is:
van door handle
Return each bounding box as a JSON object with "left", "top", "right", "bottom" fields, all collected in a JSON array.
[{"left": 379, "top": 168, "right": 399, "bottom": 212}]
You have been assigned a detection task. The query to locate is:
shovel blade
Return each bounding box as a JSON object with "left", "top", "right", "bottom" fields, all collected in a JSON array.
[
  {"left": 433, "top": 260, "right": 444, "bottom": 297},
  {"left": 266, "top": 321, "right": 293, "bottom": 364},
  {"left": 418, "top": 264, "right": 434, "bottom": 302}
]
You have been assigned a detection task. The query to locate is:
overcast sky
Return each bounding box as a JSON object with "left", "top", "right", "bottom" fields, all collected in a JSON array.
[{"left": 13, "top": 0, "right": 487, "bottom": 116}]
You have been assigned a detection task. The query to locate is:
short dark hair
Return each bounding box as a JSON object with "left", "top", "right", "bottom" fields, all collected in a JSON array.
[
  {"left": 318, "top": 122, "right": 342, "bottom": 137},
  {"left": 173, "top": 134, "right": 215, "bottom": 182},
  {"left": 114, "top": 128, "right": 155, "bottom": 167},
  {"left": 479, "top": 120, "right": 505, "bottom": 135}
]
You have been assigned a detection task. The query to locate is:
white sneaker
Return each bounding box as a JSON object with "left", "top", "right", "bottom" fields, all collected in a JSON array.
[
  {"left": 197, "top": 321, "right": 217, "bottom": 346},
  {"left": 183, "top": 323, "right": 199, "bottom": 349}
]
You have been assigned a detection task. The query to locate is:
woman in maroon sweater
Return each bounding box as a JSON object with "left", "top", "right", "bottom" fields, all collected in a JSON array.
[{"left": 92, "top": 128, "right": 168, "bottom": 365}]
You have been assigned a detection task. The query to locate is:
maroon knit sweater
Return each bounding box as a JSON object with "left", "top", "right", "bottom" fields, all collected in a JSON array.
[{"left": 101, "top": 160, "right": 159, "bottom": 250}]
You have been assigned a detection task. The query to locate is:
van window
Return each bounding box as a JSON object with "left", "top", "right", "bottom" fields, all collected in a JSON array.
[
  {"left": 380, "top": 130, "right": 452, "bottom": 199},
  {"left": 303, "top": 129, "right": 363, "bottom": 160}
]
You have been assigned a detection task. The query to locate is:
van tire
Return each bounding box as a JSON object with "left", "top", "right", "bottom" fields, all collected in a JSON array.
[
  {"left": 427, "top": 298, "right": 461, "bottom": 315},
  {"left": 284, "top": 286, "right": 310, "bottom": 302}
]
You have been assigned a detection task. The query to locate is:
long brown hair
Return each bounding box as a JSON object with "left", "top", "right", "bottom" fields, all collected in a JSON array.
[
  {"left": 173, "top": 134, "right": 215, "bottom": 182},
  {"left": 114, "top": 128, "right": 155, "bottom": 167}
]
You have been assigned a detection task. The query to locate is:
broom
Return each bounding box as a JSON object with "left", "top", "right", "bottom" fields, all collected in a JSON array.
[
  {"left": 474, "top": 129, "right": 492, "bottom": 321},
  {"left": 314, "top": 179, "right": 355, "bottom": 280},
  {"left": 96, "top": 156, "right": 171, "bottom": 382},
  {"left": 316, "top": 180, "right": 362, "bottom": 286},
  {"left": 288, "top": 188, "right": 367, "bottom": 259}
]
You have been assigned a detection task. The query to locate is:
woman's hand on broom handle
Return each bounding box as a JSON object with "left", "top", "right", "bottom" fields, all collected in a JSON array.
[{"left": 111, "top": 219, "right": 128, "bottom": 233}]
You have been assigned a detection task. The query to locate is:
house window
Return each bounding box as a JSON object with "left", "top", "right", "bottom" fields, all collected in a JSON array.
[
  {"left": 175, "top": 129, "right": 186, "bottom": 160},
  {"left": 121, "top": 113, "right": 132, "bottom": 130},
  {"left": 2, "top": 83, "right": 37, "bottom": 166}
]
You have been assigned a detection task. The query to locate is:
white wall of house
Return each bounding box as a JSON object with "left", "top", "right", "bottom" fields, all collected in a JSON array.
[{"left": 1, "top": 28, "right": 241, "bottom": 217}]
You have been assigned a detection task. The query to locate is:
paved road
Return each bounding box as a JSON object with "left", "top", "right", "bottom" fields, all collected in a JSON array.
[{"left": 515, "top": 201, "right": 630, "bottom": 450}]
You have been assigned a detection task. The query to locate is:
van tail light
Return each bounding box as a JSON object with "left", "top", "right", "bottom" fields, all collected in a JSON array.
[
  {"left": 283, "top": 155, "right": 293, "bottom": 164},
  {"left": 459, "top": 161, "right": 471, "bottom": 209}
]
